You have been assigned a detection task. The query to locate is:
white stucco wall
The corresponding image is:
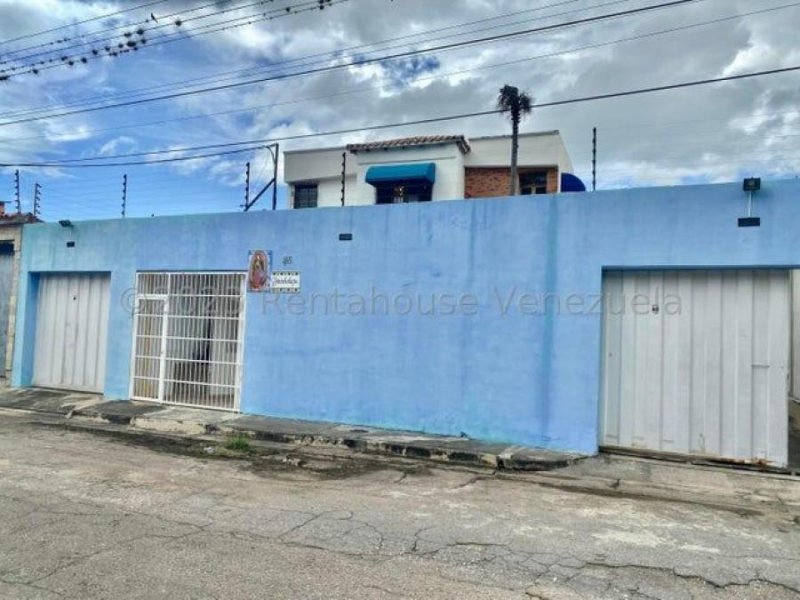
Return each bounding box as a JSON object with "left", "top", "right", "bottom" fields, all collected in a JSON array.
[
  {"left": 285, "top": 143, "right": 465, "bottom": 206},
  {"left": 312, "top": 176, "right": 358, "bottom": 208},
  {"left": 284, "top": 146, "right": 356, "bottom": 182},
  {"left": 285, "top": 148, "right": 359, "bottom": 208},
  {"left": 283, "top": 131, "right": 573, "bottom": 206},
  {"left": 467, "top": 132, "right": 573, "bottom": 173},
  {"left": 351, "top": 145, "right": 465, "bottom": 204}
]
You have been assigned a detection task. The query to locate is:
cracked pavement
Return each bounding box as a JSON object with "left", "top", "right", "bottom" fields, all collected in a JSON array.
[{"left": 0, "top": 413, "right": 798, "bottom": 599}]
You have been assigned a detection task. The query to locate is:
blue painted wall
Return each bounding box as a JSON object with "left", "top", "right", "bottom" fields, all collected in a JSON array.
[{"left": 12, "top": 180, "right": 800, "bottom": 454}]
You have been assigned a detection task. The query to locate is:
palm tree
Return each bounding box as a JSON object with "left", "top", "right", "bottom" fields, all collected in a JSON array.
[{"left": 497, "top": 85, "right": 533, "bottom": 196}]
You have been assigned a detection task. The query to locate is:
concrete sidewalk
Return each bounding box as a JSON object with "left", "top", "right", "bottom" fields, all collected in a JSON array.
[
  {"left": 0, "top": 387, "right": 580, "bottom": 471},
  {"left": 1, "top": 387, "right": 799, "bottom": 513}
]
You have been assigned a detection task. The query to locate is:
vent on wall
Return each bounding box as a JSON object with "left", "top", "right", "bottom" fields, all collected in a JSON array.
[{"left": 738, "top": 217, "right": 761, "bottom": 228}]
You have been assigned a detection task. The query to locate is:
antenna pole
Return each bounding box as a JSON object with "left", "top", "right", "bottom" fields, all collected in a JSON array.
[{"left": 592, "top": 127, "right": 597, "bottom": 192}]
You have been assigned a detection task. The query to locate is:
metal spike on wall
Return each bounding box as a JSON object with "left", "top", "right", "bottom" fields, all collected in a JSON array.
[
  {"left": 33, "top": 182, "right": 41, "bottom": 218},
  {"left": 341, "top": 151, "right": 346, "bottom": 207},
  {"left": 121, "top": 174, "right": 127, "bottom": 217},
  {"left": 244, "top": 162, "right": 250, "bottom": 209},
  {"left": 243, "top": 144, "right": 279, "bottom": 212},
  {"left": 592, "top": 127, "right": 597, "bottom": 192},
  {"left": 14, "top": 169, "right": 20, "bottom": 213}
]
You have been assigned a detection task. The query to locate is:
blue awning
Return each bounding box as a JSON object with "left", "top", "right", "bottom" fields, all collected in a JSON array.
[
  {"left": 365, "top": 163, "right": 436, "bottom": 186},
  {"left": 560, "top": 173, "right": 587, "bottom": 193}
]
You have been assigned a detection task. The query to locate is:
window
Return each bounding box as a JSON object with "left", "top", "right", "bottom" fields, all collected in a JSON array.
[
  {"left": 294, "top": 183, "right": 318, "bottom": 208},
  {"left": 375, "top": 182, "right": 433, "bottom": 204},
  {"left": 520, "top": 171, "right": 548, "bottom": 195}
]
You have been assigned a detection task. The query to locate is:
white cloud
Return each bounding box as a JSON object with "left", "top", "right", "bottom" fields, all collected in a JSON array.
[
  {"left": 98, "top": 135, "right": 137, "bottom": 156},
  {"left": 0, "top": 0, "right": 799, "bottom": 198}
]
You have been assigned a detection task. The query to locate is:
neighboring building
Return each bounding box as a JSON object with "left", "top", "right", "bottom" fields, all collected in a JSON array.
[
  {"left": 283, "top": 131, "right": 577, "bottom": 208},
  {"left": 0, "top": 202, "right": 39, "bottom": 379}
]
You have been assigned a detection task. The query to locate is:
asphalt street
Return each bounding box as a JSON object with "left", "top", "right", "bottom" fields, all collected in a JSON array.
[{"left": 0, "top": 412, "right": 798, "bottom": 599}]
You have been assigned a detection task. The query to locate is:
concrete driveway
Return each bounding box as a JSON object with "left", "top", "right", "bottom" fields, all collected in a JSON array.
[{"left": 0, "top": 411, "right": 798, "bottom": 599}]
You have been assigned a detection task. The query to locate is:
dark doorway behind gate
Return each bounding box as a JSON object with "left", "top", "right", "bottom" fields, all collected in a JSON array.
[{"left": 130, "top": 272, "right": 246, "bottom": 411}]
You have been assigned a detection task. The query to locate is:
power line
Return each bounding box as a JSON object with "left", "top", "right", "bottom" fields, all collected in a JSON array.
[
  {"left": 1, "top": 0, "right": 341, "bottom": 77},
  {"left": 568, "top": 127, "right": 800, "bottom": 151},
  {"left": 5, "top": 0, "right": 794, "bottom": 145},
  {"left": 1, "top": 145, "right": 267, "bottom": 168},
  {"left": 0, "top": 0, "right": 621, "bottom": 118},
  {"left": 0, "top": 0, "right": 293, "bottom": 61},
  {"left": 0, "top": 0, "right": 704, "bottom": 126},
  {"left": 5, "top": 63, "right": 799, "bottom": 168},
  {"left": 0, "top": 0, "right": 168, "bottom": 48}
]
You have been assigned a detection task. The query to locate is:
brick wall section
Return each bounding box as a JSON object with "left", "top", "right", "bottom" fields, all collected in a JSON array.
[
  {"left": 464, "top": 168, "right": 511, "bottom": 198},
  {"left": 464, "top": 167, "right": 559, "bottom": 198},
  {"left": 546, "top": 169, "right": 559, "bottom": 194}
]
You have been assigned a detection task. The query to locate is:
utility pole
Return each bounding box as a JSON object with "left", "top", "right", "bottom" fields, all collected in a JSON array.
[
  {"left": 121, "top": 174, "right": 128, "bottom": 217},
  {"left": 340, "top": 151, "right": 346, "bottom": 207},
  {"left": 244, "top": 161, "right": 250, "bottom": 209},
  {"left": 14, "top": 170, "right": 20, "bottom": 213},
  {"left": 592, "top": 127, "right": 597, "bottom": 192},
  {"left": 33, "top": 183, "right": 41, "bottom": 218}
]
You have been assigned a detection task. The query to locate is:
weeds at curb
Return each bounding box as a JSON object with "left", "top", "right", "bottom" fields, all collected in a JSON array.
[{"left": 224, "top": 434, "right": 252, "bottom": 453}]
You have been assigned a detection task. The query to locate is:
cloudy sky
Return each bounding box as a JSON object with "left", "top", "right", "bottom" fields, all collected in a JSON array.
[{"left": 0, "top": 0, "right": 798, "bottom": 220}]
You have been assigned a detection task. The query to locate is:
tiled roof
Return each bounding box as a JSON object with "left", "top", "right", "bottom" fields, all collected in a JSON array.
[
  {"left": 0, "top": 213, "right": 39, "bottom": 225},
  {"left": 346, "top": 135, "right": 471, "bottom": 154}
]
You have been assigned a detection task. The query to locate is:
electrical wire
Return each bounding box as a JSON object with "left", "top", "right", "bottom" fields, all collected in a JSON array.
[
  {"left": 0, "top": 0, "right": 340, "bottom": 76},
  {"left": 0, "top": 0, "right": 168, "bottom": 48},
  {"left": 4, "top": 63, "right": 799, "bottom": 168},
  {"left": 2, "top": 145, "right": 268, "bottom": 168},
  {"left": 0, "top": 0, "right": 631, "bottom": 118},
  {"left": 4, "top": 0, "right": 795, "bottom": 145},
  {"left": 0, "top": 0, "right": 704, "bottom": 126},
  {"left": 0, "top": 0, "right": 294, "bottom": 60}
]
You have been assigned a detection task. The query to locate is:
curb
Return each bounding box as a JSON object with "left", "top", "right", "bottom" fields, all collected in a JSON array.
[{"left": 68, "top": 401, "right": 581, "bottom": 472}]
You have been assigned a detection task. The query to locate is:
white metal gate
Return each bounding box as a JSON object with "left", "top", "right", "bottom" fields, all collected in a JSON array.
[
  {"left": 130, "top": 272, "right": 246, "bottom": 411},
  {"left": 33, "top": 273, "right": 111, "bottom": 393},
  {"left": 600, "top": 270, "right": 790, "bottom": 467}
]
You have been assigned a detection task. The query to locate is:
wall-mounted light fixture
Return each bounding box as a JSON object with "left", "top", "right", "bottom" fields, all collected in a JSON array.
[
  {"left": 738, "top": 178, "right": 761, "bottom": 227},
  {"left": 743, "top": 177, "right": 761, "bottom": 192},
  {"left": 58, "top": 219, "right": 73, "bottom": 228}
]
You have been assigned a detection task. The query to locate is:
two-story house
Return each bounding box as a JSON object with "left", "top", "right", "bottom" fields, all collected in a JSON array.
[{"left": 283, "top": 131, "right": 579, "bottom": 208}]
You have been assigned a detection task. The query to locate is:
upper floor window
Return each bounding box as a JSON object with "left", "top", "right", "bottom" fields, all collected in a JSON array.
[
  {"left": 520, "top": 171, "right": 548, "bottom": 195},
  {"left": 294, "top": 184, "right": 318, "bottom": 208},
  {"left": 375, "top": 182, "right": 433, "bottom": 204}
]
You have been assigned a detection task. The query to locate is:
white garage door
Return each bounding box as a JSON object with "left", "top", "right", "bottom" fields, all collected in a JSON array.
[
  {"left": 33, "top": 273, "right": 110, "bottom": 393},
  {"left": 600, "top": 270, "right": 789, "bottom": 467}
]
